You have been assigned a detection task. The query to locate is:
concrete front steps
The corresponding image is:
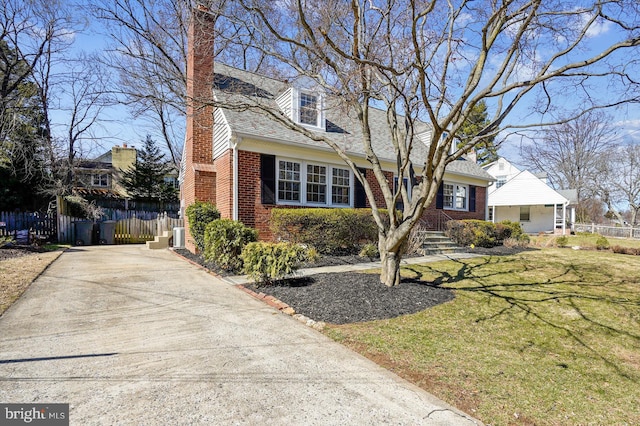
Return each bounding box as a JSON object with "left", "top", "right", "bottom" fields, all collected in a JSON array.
[
  {"left": 417, "top": 231, "right": 465, "bottom": 255},
  {"left": 146, "top": 231, "right": 172, "bottom": 249}
]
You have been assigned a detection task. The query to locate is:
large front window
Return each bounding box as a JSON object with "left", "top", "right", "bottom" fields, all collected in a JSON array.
[
  {"left": 443, "top": 182, "right": 468, "bottom": 210},
  {"left": 277, "top": 159, "right": 351, "bottom": 207}
]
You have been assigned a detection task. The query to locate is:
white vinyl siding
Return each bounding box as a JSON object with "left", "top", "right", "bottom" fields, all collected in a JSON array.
[
  {"left": 275, "top": 88, "right": 293, "bottom": 119},
  {"left": 213, "top": 108, "right": 232, "bottom": 159}
]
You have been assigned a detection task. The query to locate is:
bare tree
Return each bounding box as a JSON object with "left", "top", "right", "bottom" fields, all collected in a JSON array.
[
  {"left": 44, "top": 57, "right": 114, "bottom": 196},
  {"left": 522, "top": 110, "right": 618, "bottom": 221},
  {"left": 596, "top": 143, "right": 640, "bottom": 225},
  {"left": 205, "top": 1, "right": 640, "bottom": 287},
  {"left": 88, "top": 0, "right": 276, "bottom": 166},
  {"left": 89, "top": 0, "right": 193, "bottom": 166},
  {"left": 0, "top": 0, "right": 73, "bottom": 147}
]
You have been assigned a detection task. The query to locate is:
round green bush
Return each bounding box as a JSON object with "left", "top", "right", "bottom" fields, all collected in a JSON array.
[
  {"left": 241, "top": 241, "right": 316, "bottom": 284},
  {"left": 595, "top": 235, "right": 610, "bottom": 250}
]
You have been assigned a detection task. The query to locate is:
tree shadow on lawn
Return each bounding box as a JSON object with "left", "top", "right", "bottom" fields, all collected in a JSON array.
[{"left": 403, "top": 256, "right": 640, "bottom": 380}]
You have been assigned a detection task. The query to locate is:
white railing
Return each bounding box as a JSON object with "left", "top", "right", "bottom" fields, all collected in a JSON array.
[{"left": 573, "top": 223, "right": 640, "bottom": 239}]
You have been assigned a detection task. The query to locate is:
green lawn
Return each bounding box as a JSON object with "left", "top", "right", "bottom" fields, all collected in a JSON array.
[
  {"left": 530, "top": 232, "right": 640, "bottom": 249},
  {"left": 325, "top": 248, "right": 640, "bottom": 425}
]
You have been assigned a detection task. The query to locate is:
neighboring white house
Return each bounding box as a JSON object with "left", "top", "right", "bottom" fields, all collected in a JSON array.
[{"left": 484, "top": 158, "right": 575, "bottom": 234}]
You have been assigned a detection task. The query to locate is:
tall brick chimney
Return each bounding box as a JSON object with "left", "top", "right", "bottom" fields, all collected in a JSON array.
[{"left": 182, "top": 5, "right": 216, "bottom": 253}]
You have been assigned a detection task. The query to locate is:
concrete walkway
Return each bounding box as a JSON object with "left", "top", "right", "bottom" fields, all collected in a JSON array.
[
  {"left": 225, "top": 252, "right": 482, "bottom": 285},
  {"left": 0, "top": 245, "right": 482, "bottom": 425}
]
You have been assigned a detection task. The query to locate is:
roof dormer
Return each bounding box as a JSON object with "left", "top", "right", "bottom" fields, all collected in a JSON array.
[{"left": 276, "top": 86, "right": 326, "bottom": 131}]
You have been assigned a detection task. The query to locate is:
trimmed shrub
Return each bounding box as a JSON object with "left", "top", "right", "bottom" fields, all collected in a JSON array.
[
  {"left": 241, "top": 241, "right": 317, "bottom": 284},
  {"left": 270, "top": 208, "right": 379, "bottom": 255},
  {"left": 496, "top": 220, "right": 525, "bottom": 241},
  {"left": 185, "top": 201, "right": 221, "bottom": 252},
  {"left": 203, "top": 219, "right": 258, "bottom": 272},
  {"left": 595, "top": 235, "right": 610, "bottom": 250},
  {"left": 446, "top": 219, "right": 499, "bottom": 248},
  {"left": 556, "top": 235, "right": 568, "bottom": 247}
]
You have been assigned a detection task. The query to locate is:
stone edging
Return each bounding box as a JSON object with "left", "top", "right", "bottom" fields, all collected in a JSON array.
[{"left": 237, "top": 285, "right": 326, "bottom": 331}]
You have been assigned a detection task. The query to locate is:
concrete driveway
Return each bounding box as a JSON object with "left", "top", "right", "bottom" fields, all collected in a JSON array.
[{"left": 0, "top": 245, "right": 480, "bottom": 425}]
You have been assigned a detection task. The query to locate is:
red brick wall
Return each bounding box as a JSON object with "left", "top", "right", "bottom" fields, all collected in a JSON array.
[
  {"left": 363, "top": 169, "right": 392, "bottom": 208},
  {"left": 422, "top": 185, "right": 487, "bottom": 222},
  {"left": 236, "top": 151, "right": 271, "bottom": 238},
  {"left": 230, "top": 149, "right": 487, "bottom": 241}
]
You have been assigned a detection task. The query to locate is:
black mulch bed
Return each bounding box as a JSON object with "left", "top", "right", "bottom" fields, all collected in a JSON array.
[
  {"left": 173, "top": 246, "right": 531, "bottom": 324},
  {"left": 246, "top": 273, "right": 454, "bottom": 325}
]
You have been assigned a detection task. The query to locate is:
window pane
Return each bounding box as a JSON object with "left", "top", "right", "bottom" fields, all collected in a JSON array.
[
  {"left": 443, "top": 184, "right": 454, "bottom": 208},
  {"left": 331, "top": 168, "right": 350, "bottom": 205},
  {"left": 456, "top": 185, "right": 467, "bottom": 209},
  {"left": 299, "top": 93, "right": 318, "bottom": 126},
  {"left": 520, "top": 206, "right": 530, "bottom": 221},
  {"left": 278, "top": 161, "right": 301, "bottom": 202},
  {"left": 307, "top": 164, "right": 327, "bottom": 203}
]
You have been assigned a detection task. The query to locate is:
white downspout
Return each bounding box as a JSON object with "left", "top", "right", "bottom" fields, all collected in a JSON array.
[{"left": 232, "top": 137, "right": 240, "bottom": 221}]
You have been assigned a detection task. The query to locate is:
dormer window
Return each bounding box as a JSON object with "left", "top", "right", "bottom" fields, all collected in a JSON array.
[
  {"left": 276, "top": 87, "right": 325, "bottom": 130},
  {"left": 299, "top": 93, "right": 319, "bottom": 126}
]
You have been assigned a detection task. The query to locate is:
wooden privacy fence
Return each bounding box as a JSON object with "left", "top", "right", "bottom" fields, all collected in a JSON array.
[
  {"left": 0, "top": 211, "right": 57, "bottom": 243},
  {"left": 57, "top": 211, "right": 183, "bottom": 245}
]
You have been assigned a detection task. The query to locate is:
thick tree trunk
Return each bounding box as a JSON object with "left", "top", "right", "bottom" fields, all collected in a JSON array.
[{"left": 379, "top": 248, "right": 402, "bottom": 287}]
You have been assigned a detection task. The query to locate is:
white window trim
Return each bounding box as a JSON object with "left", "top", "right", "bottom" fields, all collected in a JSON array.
[
  {"left": 92, "top": 173, "right": 109, "bottom": 187},
  {"left": 276, "top": 157, "right": 352, "bottom": 207},
  {"left": 292, "top": 88, "right": 325, "bottom": 131},
  {"left": 443, "top": 182, "right": 469, "bottom": 211}
]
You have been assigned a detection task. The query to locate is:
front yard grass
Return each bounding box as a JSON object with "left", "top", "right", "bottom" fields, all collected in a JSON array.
[{"left": 325, "top": 248, "right": 640, "bottom": 425}]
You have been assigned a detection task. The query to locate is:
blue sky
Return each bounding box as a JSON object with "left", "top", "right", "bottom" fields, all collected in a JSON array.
[{"left": 49, "top": 5, "right": 640, "bottom": 166}]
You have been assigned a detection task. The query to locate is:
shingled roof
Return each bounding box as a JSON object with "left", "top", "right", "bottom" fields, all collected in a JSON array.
[{"left": 213, "top": 62, "right": 493, "bottom": 182}]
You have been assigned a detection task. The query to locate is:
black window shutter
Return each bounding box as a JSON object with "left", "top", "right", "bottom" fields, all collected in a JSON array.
[
  {"left": 469, "top": 186, "right": 476, "bottom": 212},
  {"left": 436, "top": 182, "right": 444, "bottom": 209},
  {"left": 260, "top": 154, "right": 276, "bottom": 204},
  {"left": 354, "top": 168, "right": 367, "bottom": 208}
]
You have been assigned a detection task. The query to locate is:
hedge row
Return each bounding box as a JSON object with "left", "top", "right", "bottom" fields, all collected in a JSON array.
[
  {"left": 270, "top": 208, "right": 380, "bottom": 255},
  {"left": 445, "top": 219, "right": 528, "bottom": 248}
]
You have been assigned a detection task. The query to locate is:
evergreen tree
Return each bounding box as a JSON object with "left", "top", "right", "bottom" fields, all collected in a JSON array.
[
  {"left": 457, "top": 101, "right": 499, "bottom": 166},
  {"left": 119, "top": 135, "right": 178, "bottom": 203},
  {"left": 0, "top": 40, "right": 50, "bottom": 210}
]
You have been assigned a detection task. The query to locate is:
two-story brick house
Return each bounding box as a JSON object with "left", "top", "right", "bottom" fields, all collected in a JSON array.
[{"left": 180, "top": 10, "right": 493, "bottom": 253}]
